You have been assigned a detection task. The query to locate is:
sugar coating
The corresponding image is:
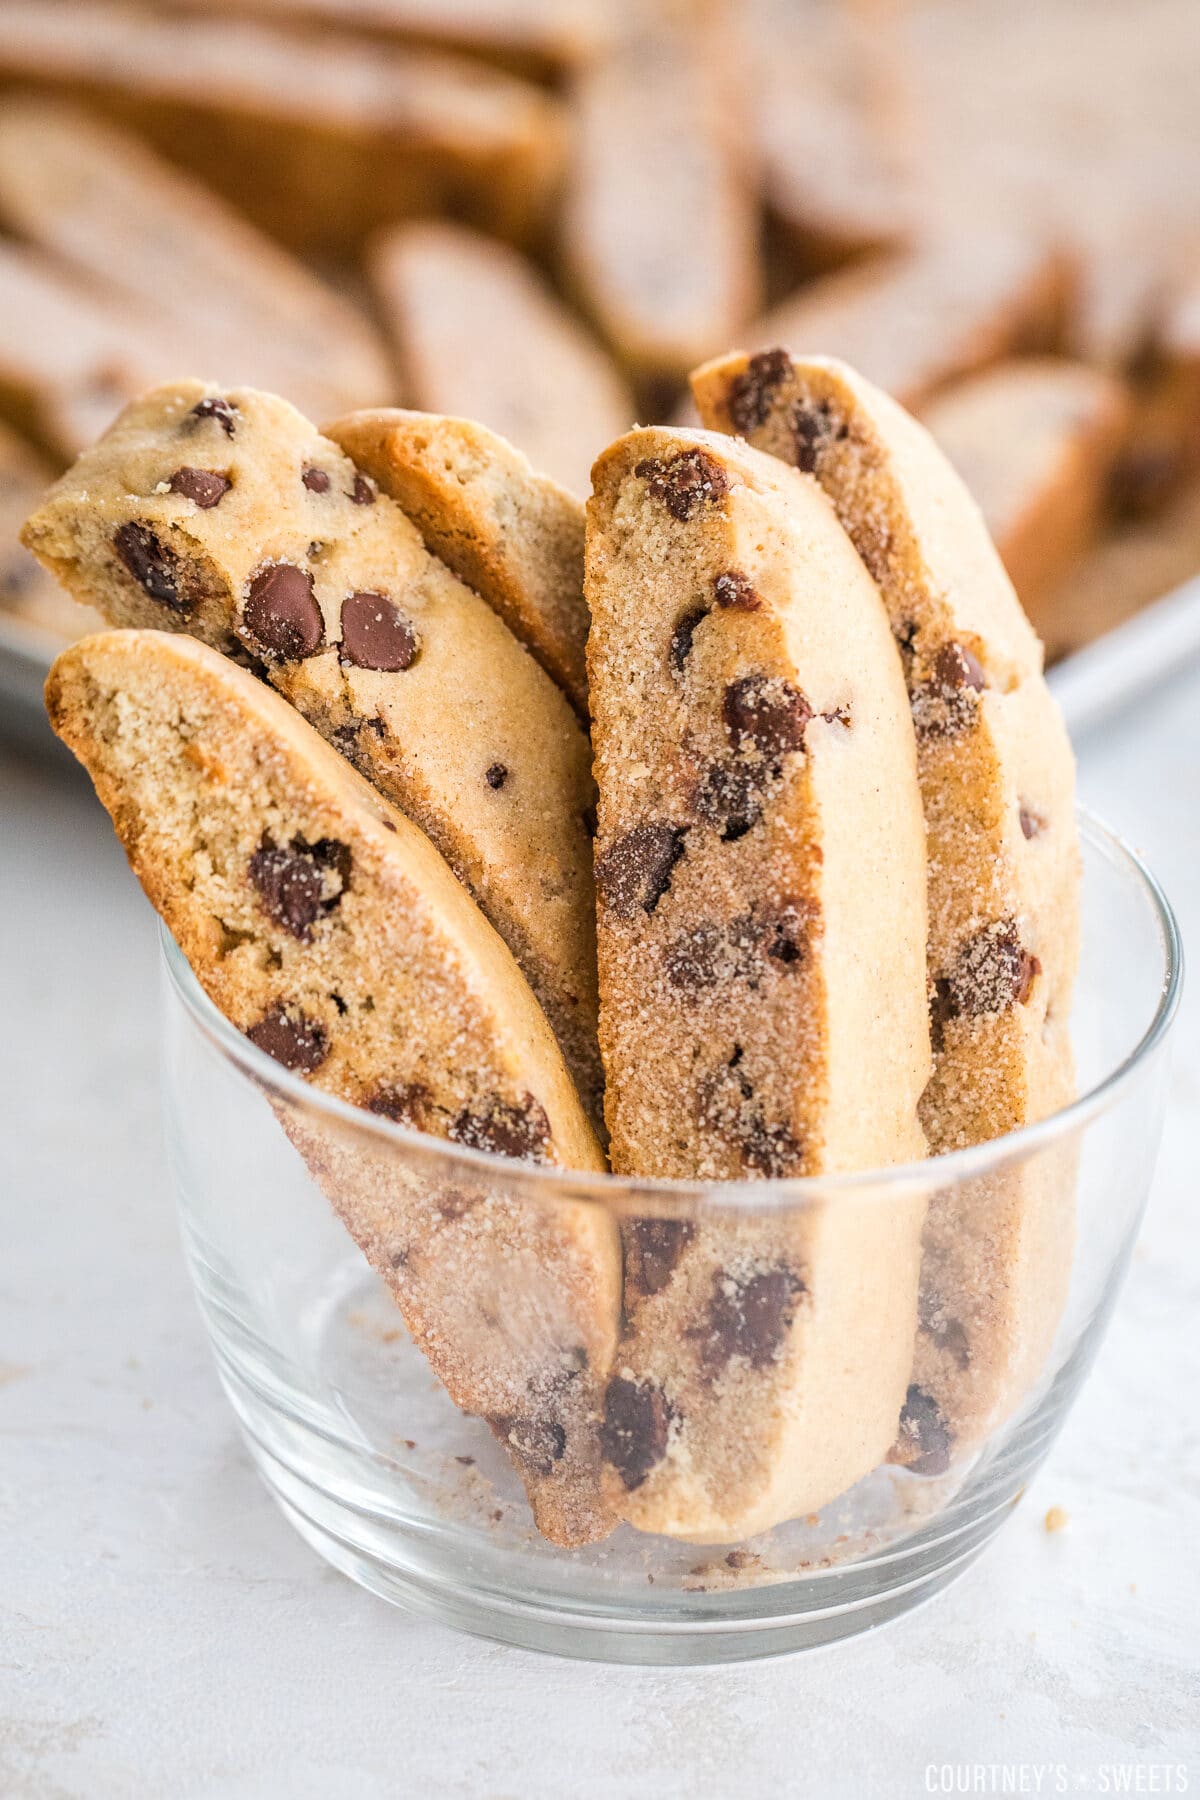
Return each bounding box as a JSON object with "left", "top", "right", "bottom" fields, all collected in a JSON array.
[
  {"left": 325, "top": 407, "right": 591, "bottom": 714},
  {"left": 586, "top": 425, "right": 930, "bottom": 1540},
  {"left": 693, "top": 351, "right": 1081, "bottom": 1465},
  {"left": 22, "top": 379, "right": 603, "bottom": 1127},
  {"left": 46, "top": 629, "right": 619, "bottom": 1546}
]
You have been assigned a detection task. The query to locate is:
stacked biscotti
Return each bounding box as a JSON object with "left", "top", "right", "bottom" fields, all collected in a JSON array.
[{"left": 28, "top": 351, "right": 1078, "bottom": 1548}]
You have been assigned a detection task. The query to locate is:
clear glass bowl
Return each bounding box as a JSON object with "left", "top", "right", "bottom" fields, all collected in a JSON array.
[{"left": 160, "top": 809, "right": 1181, "bottom": 1664}]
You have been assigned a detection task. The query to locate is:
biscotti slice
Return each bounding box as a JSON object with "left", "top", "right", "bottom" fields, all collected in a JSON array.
[
  {"left": 745, "top": 233, "right": 1074, "bottom": 413},
  {"left": 587, "top": 427, "right": 930, "bottom": 1540},
  {"left": 0, "top": 421, "right": 102, "bottom": 640},
  {"left": 561, "top": 1, "right": 760, "bottom": 392},
  {"left": 0, "top": 238, "right": 190, "bottom": 460},
  {"left": 920, "top": 359, "right": 1130, "bottom": 618},
  {"left": 369, "top": 222, "right": 632, "bottom": 499},
  {"left": 22, "top": 380, "right": 602, "bottom": 1126},
  {"left": 736, "top": 0, "right": 915, "bottom": 264},
  {"left": 694, "top": 351, "right": 1080, "bottom": 1462},
  {"left": 0, "top": 2, "right": 564, "bottom": 253},
  {"left": 45, "top": 629, "right": 618, "bottom": 1544},
  {"left": 1041, "top": 479, "right": 1200, "bottom": 661},
  {"left": 326, "top": 408, "right": 589, "bottom": 714},
  {"left": 162, "top": 0, "right": 609, "bottom": 79},
  {"left": 0, "top": 96, "right": 393, "bottom": 425}
]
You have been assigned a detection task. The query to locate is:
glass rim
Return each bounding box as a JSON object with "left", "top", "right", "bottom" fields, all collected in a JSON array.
[{"left": 160, "top": 805, "right": 1183, "bottom": 1210}]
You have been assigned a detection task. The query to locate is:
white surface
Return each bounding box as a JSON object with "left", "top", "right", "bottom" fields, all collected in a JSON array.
[{"left": 2, "top": 673, "right": 1199, "bottom": 1800}]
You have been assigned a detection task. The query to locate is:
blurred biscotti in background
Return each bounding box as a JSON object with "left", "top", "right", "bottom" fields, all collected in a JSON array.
[{"left": 2, "top": 0, "right": 1200, "bottom": 675}]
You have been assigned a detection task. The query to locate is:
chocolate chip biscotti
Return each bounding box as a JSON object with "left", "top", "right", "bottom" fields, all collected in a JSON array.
[
  {"left": 22, "top": 381, "right": 602, "bottom": 1126},
  {"left": 0, "top": 1, "right": 564, "bottom": 252},
  {"left": 693, "top": 351, "right": 1080, "bottom": 1465},
  {"left": 586, "top": 427, "right": 930, "bottom": 1540},
  {"left": 46, "top": 629, "right": 620, "bottom": 1546},
  {"left": 369, "top": 222, "right": 632, "bottom": 500},
  {"left": 562, "top": 0, "right": 760, "bottom": 392},
  {"left": 0, "top": 95, "right": 393, "bottom": 425},
  {"left": 325, "top": 408, "right": 590, "bottom": 714}
]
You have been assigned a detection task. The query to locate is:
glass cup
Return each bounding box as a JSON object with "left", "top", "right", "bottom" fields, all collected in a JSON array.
[{"left": 160, "top": 809, "right": 1181, "bottom": 1663}]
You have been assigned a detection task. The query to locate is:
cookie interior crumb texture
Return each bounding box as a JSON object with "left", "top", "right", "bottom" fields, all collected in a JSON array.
[{"left": 45, "top": 627, "right": 619, "bottom": 1546}]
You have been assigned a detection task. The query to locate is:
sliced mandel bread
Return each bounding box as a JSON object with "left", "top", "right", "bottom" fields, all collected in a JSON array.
[
  {"left": 693, "top": 350, "right": 1080, "bottom": 1469},
  {"left": 586, "top": 426, "right": 930, "bottom": 1540},
  {"left": 45, "top": 629, "right": 620, "bottom": 1546}
]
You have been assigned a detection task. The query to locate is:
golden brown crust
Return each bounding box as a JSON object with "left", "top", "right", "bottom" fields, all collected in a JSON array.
[{"left": 45, "top": 628, "right": 619, "bottom": 1545}]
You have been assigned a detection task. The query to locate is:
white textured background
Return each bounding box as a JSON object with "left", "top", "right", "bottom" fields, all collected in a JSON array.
[{"left": 2, "top": 669, "right": 1199, "bottom": 1800}]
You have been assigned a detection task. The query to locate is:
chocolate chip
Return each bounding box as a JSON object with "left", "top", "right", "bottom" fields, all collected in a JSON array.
[
  {"left": 791, "top": 398, "right": 847, "bottom": 473},
  {"left": 669, "top": 605, "right": 708, "bottom": 672},
  {"left": 713, "top": 569, "right": 760, "bottom": 610},
  {"left": 349, "top": 471, "right": 375, "bottom": 505},
  {"left": 634, "top": 449, "right": 730, "bottom": 521},
  {"left": 339, "top": 591, "right": 419, "bottom": 672},
  {"left": 663, "top": 922, "right": 725, "bottom": 991},
  {"left": 723, "top": 674, "right": 813, "bottom": 757},
  {"left": 893, "top": 1386, "right": 952, "bottom": 1476},
  {"left": 486, "top": 762, "right": 508, "bottom": 790},
  {"left": 766, "top": 905, "right": 810, "bottom": 966},
  {"left": 698, "top": 1266, "right": 804, "bottom": 1372},
  {"left": 696, "top": 757, "right": 768, "bottom": 841},
  {"left": 929, "top": 976, "right": 956, "bottom": 1053},
  {"left": 246, "top": 1004, "right": 328, "bottom": 1073},
  {"left": 910, "top": 639, "right": 988, "bottom": 740},
  {"left": 935, "top": 641, "right": 987, "bottom": 693},
  {"left": 595, "top": 823, "right": 687, "bottom": 919},
  {"left": 494, "top": 1416, "right": 567, "bottom": 1478},
  {"left": 168, "top": 467, "right": 230, "bottom": 508},
  {"left": 248, "top": 835, "right": 351, "bottom": 940},
  {"left": 945, "top": 920, "right": 1041, "bottom": 1017},
  {"left": 600, "top": 1377, "right": 670, "bottom": 1490},
  {"left": 698, "top": 1051, "right": 803, "bottom": 1178},
  {"left": 919, "top": 1297, "right": 972, "bottom": 1371},
  {"left": 365, "top": 1081, "right": 429, "bottom": 1128},
  {"left": 449, "top": 1092, "right": 552, "bottom": 1163},
  {"left": 244, "top": 563, "right": 324, "bottom": 660},
  {"left": 664, "top": 909, "right": 796, "bottom": 992},
  {"left": 726, "top": 347, "right": 792, "bottom": 434},
  {"left": 302, "top": 466, "right": 331, "bottom": 493},
  {"left": 191, "top": 396, "right": 236, "bottom": 436},
  {"left": 113, "top": 522, "right": 187, "bottom": 611},
  {"left": 741, "top": 1114, "right": 803, "bottom": 1178},
  {"left": 1019, "top": 806, "right": 1046, "bottom": 839},
  {"left": 626, "top": 1218, "right": 695, "bottom": 1298}
]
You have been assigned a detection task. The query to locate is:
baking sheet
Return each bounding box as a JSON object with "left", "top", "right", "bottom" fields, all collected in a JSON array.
[{"left": 6, "top": 572, "right": 1200, "bottom": 757}]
